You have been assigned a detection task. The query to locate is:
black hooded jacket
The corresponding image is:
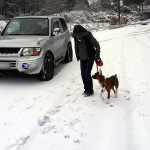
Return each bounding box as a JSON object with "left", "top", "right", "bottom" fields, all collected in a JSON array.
[{"left": 72, "top": 25, "right": 101, "bottom": 62}]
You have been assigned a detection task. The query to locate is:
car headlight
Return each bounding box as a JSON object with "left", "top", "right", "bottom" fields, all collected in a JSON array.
[{"left": 21, "top": 48, "right": 41, "bottom": 56}]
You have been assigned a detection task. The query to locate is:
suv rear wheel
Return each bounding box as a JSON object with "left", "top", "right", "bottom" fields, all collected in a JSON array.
[
  {"left": 38, "top": 52, "right": 54, "bottom": 81},
  {"left": 64, "top": 43, "right": 73, "bottom": 63}
]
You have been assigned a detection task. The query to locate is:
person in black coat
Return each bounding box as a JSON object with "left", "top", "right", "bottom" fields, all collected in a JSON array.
[{"left": 72, "top": 25, "right": 103, "bottom": 96}]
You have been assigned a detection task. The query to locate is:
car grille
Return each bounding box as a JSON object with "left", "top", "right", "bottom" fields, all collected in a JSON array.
[
  {"left": 0, "top": 61, "right": 16, "bottom": 69},
  {"left": 0, "top": 48, "right": 20, "bottom": 54},
  {"left": 11, "top": 61, "right": 16, "bottom": 69}
]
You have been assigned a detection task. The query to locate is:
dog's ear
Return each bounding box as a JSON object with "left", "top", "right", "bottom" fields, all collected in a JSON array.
[{"left": 99, "top": 69, "right": 102, "bottom": 75}]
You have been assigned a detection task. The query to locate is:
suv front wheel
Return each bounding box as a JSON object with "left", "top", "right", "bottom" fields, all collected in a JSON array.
[{"left": 38, "top": 52, "right": 54, "bottom": 81}]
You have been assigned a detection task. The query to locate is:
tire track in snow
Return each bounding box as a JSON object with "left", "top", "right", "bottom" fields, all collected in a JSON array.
[
  {"left": 99, "top": 29, "right": 150, "bottom": 44},
  {"left": 15, "top": 76, "right": 84, "bottom": 149}
]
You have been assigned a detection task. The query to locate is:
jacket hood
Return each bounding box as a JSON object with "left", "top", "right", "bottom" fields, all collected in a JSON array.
[{"left": 72, "top": 25, "right": 90, "bottom": 38}]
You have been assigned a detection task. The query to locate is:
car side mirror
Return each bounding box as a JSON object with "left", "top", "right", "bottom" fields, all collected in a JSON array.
[{"left": 52, "top": 28, "right": 61, "bottom": 36}]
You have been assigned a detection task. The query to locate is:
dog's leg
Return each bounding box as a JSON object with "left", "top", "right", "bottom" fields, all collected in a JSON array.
[
  {"left": 106, "top": 99, "right": 110, "bottom": 104},
  {"left": 100, "top": 88, "right": 105, "bottom": 101},
  {"left": 107, "top": 90, "right": 110, "bottom": 99},
  {"left": 112, "top": 88, "right": 115, "bottom": 94},
  {"left": 112, "top": 88, "right": 116, "bottom": 98},
  {"left": 115, "top": 88, "right": 118, "bottom": 98},
  {"left": 115, "top": 78, "right": 119, "bottom": 98},
  {"left": 106, "top": 90, "right": 110, "bottom": 104},
  {"left": 100, "top": 88, "right": 105, "bottom": 97}
]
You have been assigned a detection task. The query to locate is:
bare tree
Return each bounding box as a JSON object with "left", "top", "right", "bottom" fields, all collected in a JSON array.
[
  {"left": 0, "top": 0, "right": 46, "bottom": 18},
  {"left": 63, "top": 0, "right": 77, "bottom": 11}
]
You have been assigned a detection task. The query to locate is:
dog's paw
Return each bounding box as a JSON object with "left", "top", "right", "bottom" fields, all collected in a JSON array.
[{"left": 106, "top": 101, "right": 110, "bottom": 104}]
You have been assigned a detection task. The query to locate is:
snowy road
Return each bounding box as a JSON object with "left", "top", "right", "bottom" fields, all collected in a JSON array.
[{"left": 0, "top": 23, "right": 150, "bottom": 150}]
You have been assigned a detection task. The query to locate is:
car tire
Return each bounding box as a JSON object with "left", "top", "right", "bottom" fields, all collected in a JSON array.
[
  {"left": 38, "top": 52, "right": 54, "bottom": 81},
  {"left": 64, "top": 43, "right": 73, "bottom": 63}
]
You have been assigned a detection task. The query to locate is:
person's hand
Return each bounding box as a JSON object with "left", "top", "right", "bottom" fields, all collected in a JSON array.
[
  {"left": 96, "top": 57, "right": 101, "bottom": 63},
  {"left": 95, "top": 56, "right": 101, "bottom": 63},
  {"left": 95, "top": 56, "right": 103, "bottom": 66},
  {"left": 96, "top": 60, "right": 103, "bottom": 66}
]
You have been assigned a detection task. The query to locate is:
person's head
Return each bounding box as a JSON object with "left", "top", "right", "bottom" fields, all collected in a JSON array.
[{"left": 72, "top": 25, "right": 90, "bottom": 39}]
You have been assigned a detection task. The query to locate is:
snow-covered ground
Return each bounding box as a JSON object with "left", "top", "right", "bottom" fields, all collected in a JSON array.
[{"left": 0, "top": 23, "right": 150, "bottom": 150}]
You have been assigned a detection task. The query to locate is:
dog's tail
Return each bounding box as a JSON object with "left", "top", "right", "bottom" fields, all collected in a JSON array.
[{"left": 114, "top": 74, "right": 119, "bottom": 89}]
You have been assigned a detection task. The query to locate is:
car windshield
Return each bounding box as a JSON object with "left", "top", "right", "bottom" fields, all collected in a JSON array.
[{"left": 3, "top": 18, "right": 49, "bottom": 36}]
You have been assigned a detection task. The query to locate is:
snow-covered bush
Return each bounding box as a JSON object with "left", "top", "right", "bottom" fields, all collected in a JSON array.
[
  {"left": 109, "top": 16, "right": 128, "bottom": 25},
  {"left": 120, "top": 6, "right": 133, "bottom": 14},
  {"left": 0, "top": 20, "right": 7, "bottom": 32},
  {"left": 64, "top": 9, "right": 138, "bottom": 25}
]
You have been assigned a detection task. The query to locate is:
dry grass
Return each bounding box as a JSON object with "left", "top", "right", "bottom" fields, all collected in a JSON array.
[{"left": 110, "top": 17, "right": 128, "bottom": 25}]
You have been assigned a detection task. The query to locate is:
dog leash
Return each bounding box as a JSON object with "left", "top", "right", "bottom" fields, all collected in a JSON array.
[
  {"left": 96, "top": 64, "right": 102, "bottom": 74},
  {"left": 96, "top": 64, "right": 99, "bottom": 72}
]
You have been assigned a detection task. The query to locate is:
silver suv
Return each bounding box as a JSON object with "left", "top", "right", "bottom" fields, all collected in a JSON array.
[{"left": 0, "top": 16, "right": 73, "bottom": 80}]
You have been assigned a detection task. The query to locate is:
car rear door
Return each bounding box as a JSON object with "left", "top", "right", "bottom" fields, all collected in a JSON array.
[
  {"left": 59, "top": 18, "right": 69, "bottom": 56},
  {"left": 51, "top": 18, "right": 64, "bottom": 61}
]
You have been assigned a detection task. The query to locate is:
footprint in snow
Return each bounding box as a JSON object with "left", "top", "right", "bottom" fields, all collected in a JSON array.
[
  {"left": 64, "top": 118, "right": 81, "bottom": 129},
  {"left": 71, "top": 98, "right": 77, "bottom": 103},
  {"left": 7, "top": 136, "right": 30, "bottom": 149},
  {"left": 8, "top": 105, "right": 16, "bottom": 111},
  {"left": 120, "top": 90, "right": 131, "bottom": 100},
  {"left": 124, "top": 95, "right": 131, "bottom": 101},
  {"left": 33, "top": 95, "right": 43, "bottom": 101},
  {"left": 120, "top": 89, "right": 130, "bottom": 94},
  {"left": 75, "top": 107, "right": 82, "bottom": 112},
  {"left": 15, "top": 97, "right": 24, "bottom": 102},
  {"left": 26, "top": 104, "right": 35, "bottom": 109},
  {"left": 66, "top": 93, "right": 71, "bottom": 97},
  {"left": 55, "top": 105, "right": 62, "bottom": 109},
  {"left": 41, "top": 125, "right": 56, "bottom": 134},
  {"left": 81, "top": 133, "right": 87, "bottom": 137},
  {"left": 64, "top": 135, "right": 70, "bottom": 139},
  {"left": 38, "top": 115, "right": 50, "bottom": 126},
  {"left": 47, "top": 109, "right": 60, "bottom": 116},
  {"left": 48, "top": 90, "right": 55, "bottom": 93},
  {"left": 18, "top": 136, "right": 30, "bottom": 145},
  {"left": 74, "top": 140, "right": 80, "bottom": 144}
]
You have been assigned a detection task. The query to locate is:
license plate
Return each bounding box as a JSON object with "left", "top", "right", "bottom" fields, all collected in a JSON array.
[{"left": 0, "top": 62, "right": 11, "bottom": 69}]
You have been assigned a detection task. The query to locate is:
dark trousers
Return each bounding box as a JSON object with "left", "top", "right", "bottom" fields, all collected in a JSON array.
[{"left": 80, "top": 60, "right": 94, "bottom": 93}]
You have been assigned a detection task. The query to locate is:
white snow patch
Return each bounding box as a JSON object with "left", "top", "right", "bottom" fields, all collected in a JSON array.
[{"left": 0, "top": 21, "right": 150, "bottom": 150}]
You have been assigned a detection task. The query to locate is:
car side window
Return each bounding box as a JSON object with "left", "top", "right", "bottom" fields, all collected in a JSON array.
[
  {"left": 59, "top": 18, "right": 68, "bottom": 32},
  {"left": 51, "top": 18, "right": 61, "bottom": 34}
]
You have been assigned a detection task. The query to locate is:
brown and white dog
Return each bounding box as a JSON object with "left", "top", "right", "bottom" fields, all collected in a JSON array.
[{"left": 92, "top": 69, "right": 119, "bottom": 104}]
